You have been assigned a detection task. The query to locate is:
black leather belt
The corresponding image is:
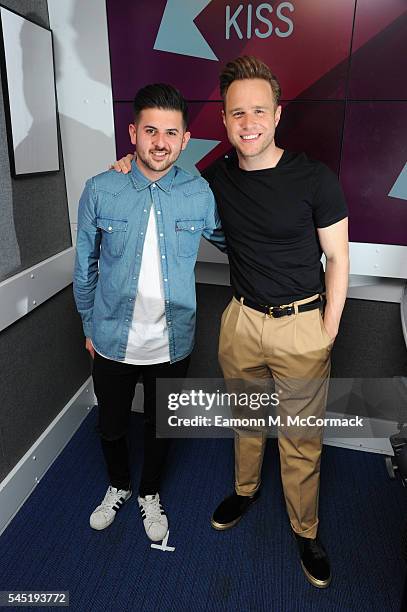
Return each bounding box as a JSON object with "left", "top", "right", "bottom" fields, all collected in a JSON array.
[{"left": 235, "top": 295, "right": 324, "bottom": 318}]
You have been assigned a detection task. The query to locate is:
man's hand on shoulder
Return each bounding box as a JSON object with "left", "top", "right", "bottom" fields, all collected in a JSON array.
[{"left": 110, "top": 153, "right": 134, "bottom": 174}]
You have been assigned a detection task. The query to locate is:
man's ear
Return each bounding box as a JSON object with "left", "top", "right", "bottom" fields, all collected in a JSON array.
[
  {"left": 181, "top": 130, "right": 191, "bottom": 151},
  {"left": 221, "top": 109, "right": 226, "bottom": 128},
  {"left": 129, "top": 124, "right": 137, "bottom": 146},
  {"left": 274, "top": 105, "right": 282, "bottom": 128}
]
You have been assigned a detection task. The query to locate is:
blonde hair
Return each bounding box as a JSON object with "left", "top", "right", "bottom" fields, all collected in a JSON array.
[{"left": 220, "top": 56, "right": 281, "bottom": 105}]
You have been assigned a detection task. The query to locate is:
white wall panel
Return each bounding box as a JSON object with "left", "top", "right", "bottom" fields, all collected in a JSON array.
[{"left": 48, "top": 0, "right": 116, "bottom": 243}]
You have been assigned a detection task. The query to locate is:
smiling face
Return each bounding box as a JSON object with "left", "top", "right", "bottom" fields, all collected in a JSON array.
[
  {"left": 129, "top": 108, "right": 190, "bottom": 180},
  {"left": 222, "top": 78, "right": 282, "bottom": 169}
]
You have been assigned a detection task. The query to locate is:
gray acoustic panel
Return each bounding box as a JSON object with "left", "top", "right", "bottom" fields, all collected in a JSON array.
[
  {"left": 0, "top": 285, "right": 90, "bottom": 481},
  {"left": 0, "top": 1, "right": 48, "bottom": 25},
  {"left": 0, "top": 0, "right": 71, "bottom": 283},
  {"left": 188, "top": 284, "right": 231, "bottom": 379},
  {"left": 331, "top": 299, "right": 407, "bottom": 378}
]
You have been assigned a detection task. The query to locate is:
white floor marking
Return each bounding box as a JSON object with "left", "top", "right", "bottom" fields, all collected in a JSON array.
[{"left": 150, "top": 529, "right": 175, "bottom": 552}]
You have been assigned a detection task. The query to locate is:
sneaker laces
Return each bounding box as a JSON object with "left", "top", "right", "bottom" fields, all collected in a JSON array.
[
  {"left": 140, "top": 494, "right": 164, "bottom": 524},
  {"left": 97, "top": 486, "right": 124, "bottom": 514}
]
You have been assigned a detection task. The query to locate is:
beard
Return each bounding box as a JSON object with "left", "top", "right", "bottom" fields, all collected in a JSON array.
[{"left": 137, "top": 147, "right": 181, "bottom": 174}]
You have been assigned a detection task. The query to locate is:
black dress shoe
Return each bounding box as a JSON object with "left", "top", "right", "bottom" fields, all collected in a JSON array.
[
  {"left": 211, "top": 490, "right": 260, "bottom": 530},
  {"left": 295, "top": 534, "right": 331, "bottom": 588}
]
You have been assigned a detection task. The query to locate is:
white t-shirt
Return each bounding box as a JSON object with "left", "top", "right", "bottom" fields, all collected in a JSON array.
[
  {"left": 96, "top": 206, "right": 170, "bottom": 365},
  {"left": 125, "top": 206, "right": 170, "bottom": 364}
]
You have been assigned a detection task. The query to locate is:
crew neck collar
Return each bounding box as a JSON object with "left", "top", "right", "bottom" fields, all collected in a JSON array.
[{"left": 234, "top": 149, "right": 290, "bottom": 173}]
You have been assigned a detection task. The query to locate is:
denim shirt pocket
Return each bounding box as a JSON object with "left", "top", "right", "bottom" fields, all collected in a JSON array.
[
  {"left": 96, "top": 217, "right": 128, "bottom": 258},
  {"left": 175, "top": 219, "right": 205, "bottom": 257}
]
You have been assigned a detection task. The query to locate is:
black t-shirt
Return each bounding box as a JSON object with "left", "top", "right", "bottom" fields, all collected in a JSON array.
[{"left": 202, "top": 150, "right": 348, "bottom": 305}]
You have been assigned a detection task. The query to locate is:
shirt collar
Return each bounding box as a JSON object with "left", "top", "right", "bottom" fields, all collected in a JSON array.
[{"left": 129, "top": 160, "right": 176, "bottom": 193}]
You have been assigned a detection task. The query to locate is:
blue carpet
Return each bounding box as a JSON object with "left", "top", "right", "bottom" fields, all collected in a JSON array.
[{"left": 0, "top": 409, "right": 405, "bottom": 612}]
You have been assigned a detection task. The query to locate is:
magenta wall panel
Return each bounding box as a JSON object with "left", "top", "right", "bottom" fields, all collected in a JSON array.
[{"left": 106, "top": 0, "right": 407, "bottom": 247}]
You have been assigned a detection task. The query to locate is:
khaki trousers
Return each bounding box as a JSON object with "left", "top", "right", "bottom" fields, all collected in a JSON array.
[{"left": 218, "top": 295, "right": 333, "bottom": 538}]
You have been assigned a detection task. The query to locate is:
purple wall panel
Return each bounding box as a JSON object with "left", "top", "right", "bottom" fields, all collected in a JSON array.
[
  {"left": 349, "top": 0, "right": 407, "bottom": 99},
  {"left": 341, "top": 102, "right": 407, "bottom": 246},
  {"left": 277, "top": 102, "right": 344, "bottom": 175},
  {"left": 113, "top": 103, "right": 133, "bottom": 160}
]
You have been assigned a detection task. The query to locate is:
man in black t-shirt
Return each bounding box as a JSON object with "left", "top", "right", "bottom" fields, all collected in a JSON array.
[
  {"left": 205, "top": 56, "right": 348, "bottom": 589},
  {"left": 202, "top": 149, "right": 347, "bottom": 307},
  {"left": 112, "top": 57, "right": 349, "bottom": 589}
]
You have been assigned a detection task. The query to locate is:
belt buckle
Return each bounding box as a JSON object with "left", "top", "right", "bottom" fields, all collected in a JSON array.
[{"left": 268, "top": 305, "right": 284, "bottom": 318}]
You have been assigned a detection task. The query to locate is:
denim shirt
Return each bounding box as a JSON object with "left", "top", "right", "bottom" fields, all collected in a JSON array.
[{"left": 73, "top": 161, "right": 226, "bottom": 363}]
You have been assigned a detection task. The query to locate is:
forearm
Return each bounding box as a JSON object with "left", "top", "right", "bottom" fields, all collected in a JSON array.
[
  {"left": 323, "top": 255, "right": 349, "bottom": 335},
  {"left": 203, "top": 192, "right": 228, "bottom": 253},
  {"left": 203, "top": 229, "right": 228, "bottom": 253},
  {"left": 73, "top": 268, "right": 98, "bottom": 337}
]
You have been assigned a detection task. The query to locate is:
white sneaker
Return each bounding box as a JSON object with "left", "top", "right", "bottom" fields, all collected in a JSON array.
[
  {"left": 90, "top": 486, "right": 132, "bottom": 530},
  {"left": 138, "top": 493, "right": 168, "bottom": 542}
]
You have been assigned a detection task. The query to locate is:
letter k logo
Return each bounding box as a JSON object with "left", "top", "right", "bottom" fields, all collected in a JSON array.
[{"left": 154, "top": 0, "right": 218, "bottom": 61}]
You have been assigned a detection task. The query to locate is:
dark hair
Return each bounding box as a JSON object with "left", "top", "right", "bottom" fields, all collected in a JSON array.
[
  {"left": 220, "top": 56, "right": 281, "bottom": 106},
  {"left": 133, "top": 83, "right": 188, "bottom": 129}
]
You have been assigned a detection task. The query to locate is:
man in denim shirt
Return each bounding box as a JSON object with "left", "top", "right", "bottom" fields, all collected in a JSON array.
[{"left": 73, "top": 84, "right": 225, "bottom": 541}]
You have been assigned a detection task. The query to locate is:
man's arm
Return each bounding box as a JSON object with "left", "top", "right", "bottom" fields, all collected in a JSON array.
[
  {"left": 73, "top": 178, "right": 101, "bottom": 356},
  {"left": 317, "top": 217, "right": 349, "bottom": 341},
  {"left": 202, "top": 188, "right": 227, "bottom": 253}
]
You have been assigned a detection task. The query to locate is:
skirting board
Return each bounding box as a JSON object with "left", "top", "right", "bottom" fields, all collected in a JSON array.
[
  {"left": 0, "top": 380, "right": 396, "bottom": 537},
  {"left": 324, "top": 415, "right": 396, "bottom": 455},
  {"left": 324, "top": 438, "right": 394, "bottom": 454},
  {"left": 0, "top": 377, "right": 95, "bottom": 537}
]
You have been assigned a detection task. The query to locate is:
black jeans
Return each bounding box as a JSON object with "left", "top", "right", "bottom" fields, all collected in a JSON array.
[{"left": 92, "top": 352, "right": 190, "bottom": 496}]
